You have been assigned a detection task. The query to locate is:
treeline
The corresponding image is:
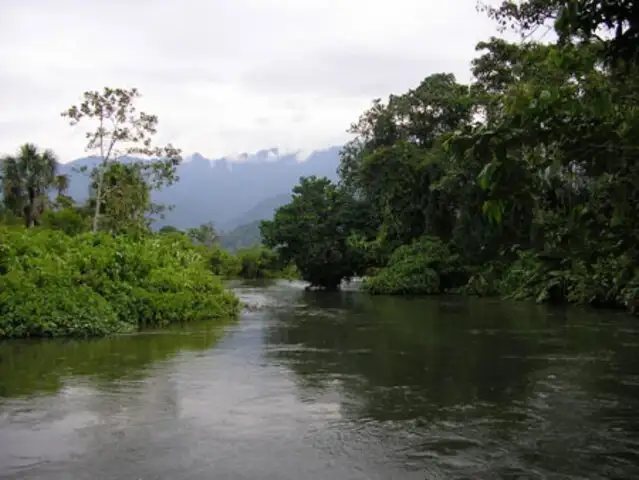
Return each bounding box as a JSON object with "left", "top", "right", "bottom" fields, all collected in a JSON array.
[
  {"left": 261, "top": 0, "right": 639, "bottom": 315},
  {"left": 159, "top": 223, "right": 297, "bottom": 280},
  {"left": 0, "top": 89, "right": 288, "bottom": 339}
]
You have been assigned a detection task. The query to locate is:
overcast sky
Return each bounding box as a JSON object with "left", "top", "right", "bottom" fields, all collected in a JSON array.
[{"left": 0, "top": 0, "right": 501, "bottom": 162}]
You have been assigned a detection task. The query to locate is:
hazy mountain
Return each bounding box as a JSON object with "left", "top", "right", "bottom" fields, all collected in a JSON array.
[
  {"left": 219, "top": 220, "right": 263, "bottom": 252},
  {"left": 59, "top": 146, "right": 341, "bottom": 230},
  {"left": 219, "top": 193, "right": 291, "bottom": 232}
]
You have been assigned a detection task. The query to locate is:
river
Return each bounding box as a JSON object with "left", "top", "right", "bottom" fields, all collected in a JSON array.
[{"left": 0, "top": 280, "right": 638, "bottom": 479}]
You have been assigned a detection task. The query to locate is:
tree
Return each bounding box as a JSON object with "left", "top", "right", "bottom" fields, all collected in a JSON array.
[
  {"left": 0, "top": 143, "right": 65, "bottom": 228},
  {"left": 187, "top": 222, "right": 218, "bottom": 246},
  {"left": 61, "top": 87, "right": 181, "bottom": 233},
  {"left": 338, "top": 74, "right": 473, "bottom": 260},
  {"left": 159, "top": 225, "right": 181, "bottom": 234},
  {"left": 53, "top": 174, "right": 69, "bottom": 197},
  {"left": 261, "top": 176, "right": 371, "bottom": 290},
  {"left": 87, "top": 162, "right": 153, "bottom": 235},
  {"left": 250, "top": 1, "right": 639, "bottom": 312},
  {"left": 482, "top": 0, "right": 639, "bottom": 66}
]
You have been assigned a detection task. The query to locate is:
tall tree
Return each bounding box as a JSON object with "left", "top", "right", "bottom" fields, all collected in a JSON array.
[
  {"left": 0, "top": 143, "right": 64, "bottom": 228},
  {"left": 261, "top": 176, "right": 372, "bottom": 290},
  {"left": 61, "top": 87, "right": 181, "bottom": 233},
  {"left": 53, "top": 174, "right": 69, "bottom": 197},
  {"left": 482, "top": 0, "right": 639, "bottom": 66},
  {"left": 87, "top": 162, "right": 153, "bottom": 235},
  {"left": 187, "top": 222, "right": 218, "bottom": 247},
  {"left": 338, "top": 74, "right": 473, "bottom": 257}
]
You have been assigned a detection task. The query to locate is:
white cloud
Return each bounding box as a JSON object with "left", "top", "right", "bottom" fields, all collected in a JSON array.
[{"left": 0, "top": 0, "right": 501, "bottom": 162}]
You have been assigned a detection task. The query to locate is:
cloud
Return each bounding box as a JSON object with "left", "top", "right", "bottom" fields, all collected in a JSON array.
[{"left": 0, "top": 0, "right": 501, "bottom": 162}]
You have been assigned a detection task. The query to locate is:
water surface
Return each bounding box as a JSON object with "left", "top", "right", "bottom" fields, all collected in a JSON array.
[{"left": 1, "top": 280, "right": 638, "bottom": 479}]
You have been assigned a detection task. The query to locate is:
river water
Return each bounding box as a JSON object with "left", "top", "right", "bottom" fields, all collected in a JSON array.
[{"left": 1, "top": 280, "right": 638, "bottom": 479}]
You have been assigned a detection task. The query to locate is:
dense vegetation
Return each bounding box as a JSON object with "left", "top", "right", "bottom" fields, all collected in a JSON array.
[
  {"left": 0, "top": 228, "right": 239, "bottom": 338},
  {"left": 162, "top": 223, "right": 296, "bottom": 280},
  {"left": 0, "top": 88, "right": 280, "bottom": 339},
  {"left": 262, "top": 0, "right": 639, "bottom": 315}
]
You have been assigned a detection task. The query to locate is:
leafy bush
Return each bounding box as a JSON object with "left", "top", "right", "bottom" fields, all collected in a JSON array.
[
  {"left": 462, "top": 249, "right": 639, "bottom": 314},
  {"left": 40, "top": 208, "right": 89, "bottom": 236},
  {"left": 235, "top": 246, "right": 281, "bottom": 279},
  {"left": 205, "top": 243, "right": 242, "bottom": 277},
  {"left": 0, "top": 226, "right": 240, "bottom": 338},
  {"left": 364, "top": 236, "right": 467, "bottom": 295}
]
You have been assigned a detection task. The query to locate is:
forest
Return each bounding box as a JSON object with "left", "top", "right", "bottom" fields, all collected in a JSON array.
[
  {"left": 261, "top": 0, "right": 639, "bottom": 315},
  {"left": 2, "top": 0, "right": 638, "bottom": 340}
]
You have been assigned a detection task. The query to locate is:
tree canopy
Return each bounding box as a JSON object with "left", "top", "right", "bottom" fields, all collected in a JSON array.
[
  {"left": 263, "top": 0, "right": 639, "bottom": 314},
  {"left": 0, "top": 143, "right": 65, "bottom": 228}
]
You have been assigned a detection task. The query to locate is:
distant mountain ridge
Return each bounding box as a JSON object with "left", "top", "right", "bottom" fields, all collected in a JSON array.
[
  {"left": 59, "top": 145, "right": 342, "bottom": 230},
  {"left": 219, "top": 193, "right": 291, "bottom": 232},
  {"left": 219, "top": 220, "right": 263, "bottom": 252}
]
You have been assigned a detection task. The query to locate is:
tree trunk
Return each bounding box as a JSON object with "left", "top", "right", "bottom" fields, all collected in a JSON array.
[
  {"left": 92, "top": 162, "right": 107, "bottom": 233},
  {"left": 26, "top": 187, "right": 36, "bottom": 228}
]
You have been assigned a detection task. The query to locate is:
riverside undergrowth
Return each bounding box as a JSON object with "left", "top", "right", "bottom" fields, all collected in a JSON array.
[{"left": 0, "top": 227, "right": 240, "bottom": 338}]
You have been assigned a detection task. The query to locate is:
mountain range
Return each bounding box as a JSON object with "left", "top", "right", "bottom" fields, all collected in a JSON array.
[{"left": 59, "top": 146, "right": 342, "bottom": 242}]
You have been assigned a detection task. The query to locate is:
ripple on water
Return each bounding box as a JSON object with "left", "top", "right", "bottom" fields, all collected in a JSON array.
[{"left": 2, "top": 283, "right": 639, "bottom": 480}]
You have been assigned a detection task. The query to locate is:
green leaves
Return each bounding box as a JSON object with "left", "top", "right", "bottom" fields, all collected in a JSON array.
[
  {"left": 477, "top": 162, "right": 497, "bottom": 190},
  {"left": 0, "top": 227, "right": 240, "bottom": 338},
  {"left": 261, "top": 176, "right": 372, "bottom": 290},
  {"left": 324, "top": 3, "right": 639, "bottom": 314},
  {"left": 363, "top": 236, "right": 466, "bottom": 295},
  {"left": 62, "top": 87, "right": 182, "bottom": 233},
  {"left": 1, "top": 143, "right": 63, "bottom": 228}
]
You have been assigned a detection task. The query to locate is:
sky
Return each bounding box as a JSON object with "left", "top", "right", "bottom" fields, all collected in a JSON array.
[{"left": 0, "top": 0, "right": 503, "bottom": 162}]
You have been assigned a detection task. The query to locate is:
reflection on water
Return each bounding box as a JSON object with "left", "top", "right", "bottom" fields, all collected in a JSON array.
[{"left": 1, "top": 280, "right": 638, "bottom": 479}]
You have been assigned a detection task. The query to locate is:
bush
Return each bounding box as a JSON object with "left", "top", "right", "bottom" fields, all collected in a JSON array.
[
  {"left": 206, "top": 244, "right": 241, "bottom": 277},
  {"left": 463, "top": 249, "right": 639, "bottom": 315},
  {"left": 0, "top": 226, "right": 240, "bottom": 338},
  {"left": 364, "top": 236, "right": 467, "bottom": 295},
  {"left": 40, "top": 208, "right": 89, "bottom": 236},
  {"left": 235, "top": 246, "right": 281, "bottom": 279}
]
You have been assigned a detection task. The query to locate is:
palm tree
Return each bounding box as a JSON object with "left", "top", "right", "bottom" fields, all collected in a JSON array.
[
  {"left": 54, "top": 174, "right": 69, "bottom": 197},
  {"left": 1, "top": 143, "right": 60, "bottom": 227}
]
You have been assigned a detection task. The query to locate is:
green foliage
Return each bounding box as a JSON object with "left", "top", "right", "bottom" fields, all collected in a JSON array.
[
  {"left": 61, "top": 87, "right": 181, "bottom": 233},
  {"left": 159, "top": 225, "right": 180, "bottom": 234},
  {"left": 0, "top": 143, "right": 66, "bottom": 228},
  {"left": 187, "top": 222, "right": 218, "bottom": 247},
  {"left": 159, "top": 228, "right": 292, "bottom": 281},
  {"left": 364, "top": 237, "right": 466, "bottom": 295},
  {"left": 483, "top": 0, "right": 639, "bottom": 67},
  {"left": 235, "top": 246, "right": 281, "bottom": 279},
  {"left": 261, "top": 176, "right": 374, "bottom": 290},
  {"left": 87, "top": 162, "right": 154, "bottom": 235},
  {"left": 260, "top": 0, "right": 639, "bottom": 316},
  {"left": 205, "top": 243, "right": 241, "bottom": 277},
  {"left": 0, "top": 227, "right": 240, "bottom": 338},
  {"left": 40, "top": 208, "right": 89, "bottom": 236}
]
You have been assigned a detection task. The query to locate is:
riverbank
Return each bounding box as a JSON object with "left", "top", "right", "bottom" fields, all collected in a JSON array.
[
  {"left": 0, "top": 227, "right": 240, "bottom": 339},
  {"left": 360, "top": 237, "right": 639, "bottom": 317}
]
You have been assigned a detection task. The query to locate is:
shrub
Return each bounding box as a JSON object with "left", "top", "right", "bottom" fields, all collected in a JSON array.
[
  {"left": 235, "top": 246, "right": 281, "bottom": 279},
  {"left": 0, "top": 226, "right": 240, "bottom": 338},
  {"left": 206, "top": 244, "right": 241, "bottom": 277},
  {"left": 364, "top": 236, "right": 467, "bottom": 295},
  {"left": 40, "top": 208, "right": 89, "bottom": 236}
]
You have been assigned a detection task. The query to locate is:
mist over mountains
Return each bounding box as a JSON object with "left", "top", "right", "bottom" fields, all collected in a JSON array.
[{"left": 59, "top": 146, "right": 342, "bottom": 233}]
